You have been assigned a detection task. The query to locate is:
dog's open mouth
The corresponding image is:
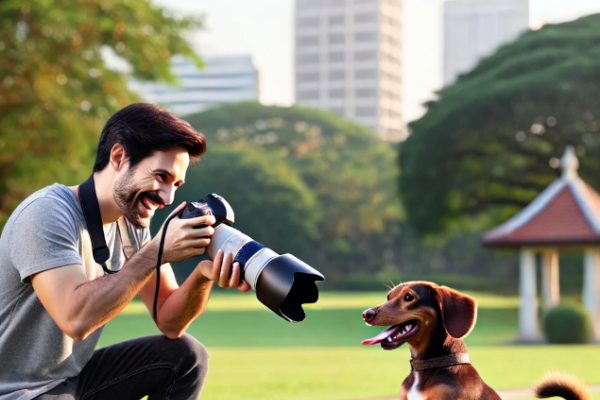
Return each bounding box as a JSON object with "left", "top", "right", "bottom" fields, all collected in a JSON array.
[{"left": 361, "top": 320, "right": 420, "bottom": 350}]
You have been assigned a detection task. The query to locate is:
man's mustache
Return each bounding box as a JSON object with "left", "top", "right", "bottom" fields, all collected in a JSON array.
[{"left": 141, "top": 190, "right": 165, "bottom": 207}]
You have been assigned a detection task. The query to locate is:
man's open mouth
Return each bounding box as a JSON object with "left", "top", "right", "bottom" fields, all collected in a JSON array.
[
  {"left": 139, "top": 194, "right": 162, "bottom": 212},
  {"left": 361, "top": 320, "right": 420, "bottom": 350}
]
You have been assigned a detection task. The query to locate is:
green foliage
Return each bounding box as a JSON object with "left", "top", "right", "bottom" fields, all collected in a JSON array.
[
  {"left": 0, "top": 0, "right": 202, "bottom": 227},
  {"left": 399, "top": 13, "right": 600, "bottom": 236},
  {"left": 543, "top": 305, "right": 592, "bottom": 344},
  {"left": 164, "top": 102, "right": 404, "bottom": 282}
]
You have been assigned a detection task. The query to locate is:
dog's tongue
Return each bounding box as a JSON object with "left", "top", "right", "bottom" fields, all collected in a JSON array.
[{"left": 361, "top": 325, "right": 398, "bottom": 345}]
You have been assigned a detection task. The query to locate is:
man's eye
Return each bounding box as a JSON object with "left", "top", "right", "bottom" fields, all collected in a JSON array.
[
  {"left": 404, "top": 293, "right": 414, "bottom": 302},
  {"left": 157, "top": 174, "right": 167, "bottom": 181}
]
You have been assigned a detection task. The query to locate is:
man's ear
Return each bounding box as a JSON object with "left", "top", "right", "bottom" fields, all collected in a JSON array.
[
  {"left": 109, "top": 144, "right": 127, "bottom": 172},
  {"left": 432, "top": 286, "right": 477, "bottom": 338}
]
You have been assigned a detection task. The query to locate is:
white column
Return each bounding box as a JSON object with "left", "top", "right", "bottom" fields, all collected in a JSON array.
[
  {"left": 541, "top": 249, "right": 560, "bottom": 309},
  {"left": 583, "top": 248, "right": 600, "bottom": 341},
  {"left": 519, "top": 248, "right": 540, "bottom": 341}
]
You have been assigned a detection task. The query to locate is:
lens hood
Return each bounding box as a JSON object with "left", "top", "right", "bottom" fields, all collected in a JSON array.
[{"left": 255, "top": 254, "right": 324, "bottom": 322}]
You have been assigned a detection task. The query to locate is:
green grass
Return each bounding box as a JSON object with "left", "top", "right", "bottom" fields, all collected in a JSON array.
[{"left": 99, "top": 292, "right": 600, "bottom": 400}]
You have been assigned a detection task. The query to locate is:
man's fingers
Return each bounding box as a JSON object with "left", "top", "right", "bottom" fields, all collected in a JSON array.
[
  {"left": 238, "top": 280, "right": 251, "bottom": 293},
  {"left": 229, "top": 262, "right": 242, "bottom": 288},
  {"left": 181, "top": 226, "right": 214, "bottom": 239},
  {"left": 211, "top": 249, "right": 224, "bottom": 282},
  {"left": 167, "top": 201, "right": 187, "bottom": 218},
  {"left": 180, "top": 215, "right": 216, "bottom": 228},
  {"left": 218, "top": 253, "right": 234, "bottom": 287},
  {"left": 185, "top": 237, "right": 211, "bottom": 247}
]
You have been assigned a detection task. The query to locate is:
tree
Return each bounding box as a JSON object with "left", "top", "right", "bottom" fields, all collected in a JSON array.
[
  {"left": 399, "top": 14, "right": 600, "bottom": 236},
  {"left": 182, "top": 102, "right": 403, "bottom": 281},
  {"left": 0, "top": 0, "right": 202, "bottom": 227}
]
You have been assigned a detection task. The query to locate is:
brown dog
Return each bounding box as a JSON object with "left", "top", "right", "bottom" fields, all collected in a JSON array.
[{"left": 361, "top": 281, "right": 592, "bottom": 400}]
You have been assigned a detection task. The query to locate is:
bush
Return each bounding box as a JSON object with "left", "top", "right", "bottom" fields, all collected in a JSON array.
[{"left": 543, "top": 305, "right": 593, "bottom": 344}]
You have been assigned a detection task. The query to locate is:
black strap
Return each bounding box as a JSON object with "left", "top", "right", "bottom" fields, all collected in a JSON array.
[{"left": 79, "top": 175, "right": 111, "bottom": 267}]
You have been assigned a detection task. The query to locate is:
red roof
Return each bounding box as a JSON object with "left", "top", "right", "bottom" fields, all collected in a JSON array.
[{"left": 482, "top": 147, "right": 600, "bottom": 247}]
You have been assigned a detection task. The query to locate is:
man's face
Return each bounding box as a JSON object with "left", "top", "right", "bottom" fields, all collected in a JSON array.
[{"left": 114, "top": 147, "right": 190, "bottom": 228}]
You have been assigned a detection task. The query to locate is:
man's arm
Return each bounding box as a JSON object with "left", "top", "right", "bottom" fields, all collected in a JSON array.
[
  {"left": 30, "top": 204, "right": 214, "bottom": 341},
  {"left": 31, "top": 239, "right": 161, "bottom": 340},
  {"left": 138, "top": 250, "right": 250, "bottom": 339}
]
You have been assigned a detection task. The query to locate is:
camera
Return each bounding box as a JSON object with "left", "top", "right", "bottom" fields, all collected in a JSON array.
[{"left": 179, "top": 193, "right": 325, "bottom": 322}]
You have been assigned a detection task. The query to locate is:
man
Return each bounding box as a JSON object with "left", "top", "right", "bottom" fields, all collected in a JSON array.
[{"left": 0, "top": 103, "right": 250, "bottom": 399}]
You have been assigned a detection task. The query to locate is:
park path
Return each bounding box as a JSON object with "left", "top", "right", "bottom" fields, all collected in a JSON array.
[{"left": 368, "top": 384, "right": 600, "bottom": 399}]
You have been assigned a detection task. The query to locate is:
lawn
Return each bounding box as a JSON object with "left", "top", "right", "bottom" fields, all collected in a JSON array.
[{"left": 99, "top": 291, "right": 600, "bottom": 400}]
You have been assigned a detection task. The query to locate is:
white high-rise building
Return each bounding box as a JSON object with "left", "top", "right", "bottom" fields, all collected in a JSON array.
[
  {"left": 130, "top": 54, "right": 259, "bottom": 116},
  {"left": 294, "top": 0, "right": 404, "bottom": 142},
  {"left": 444, "top": 0, "right": 529, "bottom": 86}
]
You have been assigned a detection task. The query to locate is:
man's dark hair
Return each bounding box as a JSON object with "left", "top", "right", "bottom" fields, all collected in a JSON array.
[{"left": 93, "top": 103, "right": 207, "bottom": 172}]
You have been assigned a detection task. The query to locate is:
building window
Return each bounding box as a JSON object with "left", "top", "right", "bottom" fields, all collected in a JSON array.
[
  {"left": 356, "top": 107, "right": 377, "bottom": 117},
  {"left": 296, "top": 71, "right": 320, "bottom": 83},
  {"left": 329, "top": 70, "right": 346, "bottom": 81},
  {"left": 297, "top": 17, "right": 320, "bottom": 28},
  {"left": 297, "top": 90, "right": 320, "bottom": 100},
  {"left": 329, "top": 15, "right": 345, "bottom": 25},
  {"left": 355, "top": 31, "right": 377, "bottom": 43},
  {"left": 329, "top": 88, "right": 346, "bottom": 98},
  {"left": 329, "top": 33, "right": 345, "bottom": 44},
  {"left": 329, "top": 52, "right": 346, "bottom": 62},
  {"left": 297, "top": 36, "right": 320, "bottom": 46},
  {"left": 355, "top": 12, "right": 378, "bottom": 23},
  {"left": 355, "top": 69, "right": 377, "bottom": 79},
  {"left": 297, "top": 54, "right": 320, "bottom": 65},
  {"left": 356, "top": 88, "right": 376, "bottom": 98},
  {"left": 355, "top": 50, "right": 377, "bottom": 61}
]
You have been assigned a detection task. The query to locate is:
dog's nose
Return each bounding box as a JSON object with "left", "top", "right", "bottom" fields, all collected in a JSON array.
[{"left": 363, "top": 308, "right": 378, "bottom": 322}]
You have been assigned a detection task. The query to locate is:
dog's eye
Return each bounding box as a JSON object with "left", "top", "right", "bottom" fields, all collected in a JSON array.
[{"left": 404, "top": 293, "right": 414, "bottom": 302}]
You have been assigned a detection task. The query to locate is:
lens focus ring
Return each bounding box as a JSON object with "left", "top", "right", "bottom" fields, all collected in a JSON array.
[{"left": 234, "top": 241, "right": 265, "bottom": 270}]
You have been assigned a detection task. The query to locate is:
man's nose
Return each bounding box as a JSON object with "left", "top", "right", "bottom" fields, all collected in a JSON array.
[{"left": 161, "top": 186, "right": 176, "bottom": 206}]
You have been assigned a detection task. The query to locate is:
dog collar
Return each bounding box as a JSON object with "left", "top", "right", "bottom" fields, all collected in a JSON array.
[{"left": 410, "top": 353, "right": 471, "bottom": 371}]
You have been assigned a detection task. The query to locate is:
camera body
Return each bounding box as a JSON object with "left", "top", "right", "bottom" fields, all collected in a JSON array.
[{"left": 179, "top": 194, "right": 324, "bottom": 322}]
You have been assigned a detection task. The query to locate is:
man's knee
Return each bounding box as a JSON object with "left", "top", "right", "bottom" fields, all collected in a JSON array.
[{"left": 166, "top": 334, "right": 209, "bottom": 379}]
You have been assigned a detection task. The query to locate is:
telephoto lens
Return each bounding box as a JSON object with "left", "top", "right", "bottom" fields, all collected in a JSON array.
[{"left": 179, "top": 194, "right": 325, "bottom": 322}]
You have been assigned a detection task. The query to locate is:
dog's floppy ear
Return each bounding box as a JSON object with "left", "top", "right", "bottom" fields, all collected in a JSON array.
[{"left": 432, "top": 286, "right": 477, "bottom": 338}]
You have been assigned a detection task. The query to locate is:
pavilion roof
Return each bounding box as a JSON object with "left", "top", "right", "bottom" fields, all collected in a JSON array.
[{"left": 482, "top": 147, "right": 600, "bottom": 247}]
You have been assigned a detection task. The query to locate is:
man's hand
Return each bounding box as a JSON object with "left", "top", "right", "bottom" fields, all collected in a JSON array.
[
  {"left": 155, "top": 202, "right": 216, "bottom": 263},
  {"left": 197, "top": 249, "right": 251, "bottom": 292}
]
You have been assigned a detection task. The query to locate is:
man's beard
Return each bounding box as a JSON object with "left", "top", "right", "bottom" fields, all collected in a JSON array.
[{"left": 114, "top": 171, "right": 164, "bottom": 229}]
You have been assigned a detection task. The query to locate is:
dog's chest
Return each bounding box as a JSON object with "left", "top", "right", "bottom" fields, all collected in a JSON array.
[{"left": 407, "top": 373, "right": 425, "bottom": 400}]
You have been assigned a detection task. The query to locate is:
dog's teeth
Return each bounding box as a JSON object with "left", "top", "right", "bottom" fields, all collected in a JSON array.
[
  {"left": 406, "top": 325, "right": 412, "bottom": 331},
  {"left": 387, "top": 336, "right": 393, "bottom": 342}
]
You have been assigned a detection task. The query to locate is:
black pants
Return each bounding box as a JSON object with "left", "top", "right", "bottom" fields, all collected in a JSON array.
[{"left": 35, "top": 334, "right": 209, "bottom": 400}]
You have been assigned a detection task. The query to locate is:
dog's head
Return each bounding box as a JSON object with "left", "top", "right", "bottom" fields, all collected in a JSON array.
[{"left": 361, "top": 281, "right": 477, "bottom": 351}]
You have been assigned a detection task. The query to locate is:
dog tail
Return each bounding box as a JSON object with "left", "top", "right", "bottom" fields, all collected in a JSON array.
[{"left": 533, "top": 372, "right": 592, "bottom": 400}]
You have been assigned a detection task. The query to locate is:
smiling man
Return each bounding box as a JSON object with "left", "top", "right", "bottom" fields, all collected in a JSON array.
[{"left": 0, "top": 103, "right": 250, "bottom": 400}]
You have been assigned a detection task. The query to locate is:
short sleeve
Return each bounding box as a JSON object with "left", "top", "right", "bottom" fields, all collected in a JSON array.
[{"left": 9, "top": 198, "right": 83, "bottom": 282}]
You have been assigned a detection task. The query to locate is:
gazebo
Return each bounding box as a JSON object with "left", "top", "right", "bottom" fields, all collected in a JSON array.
[{"left": 482, "top": 146, "right": 600, "bottom": 342}]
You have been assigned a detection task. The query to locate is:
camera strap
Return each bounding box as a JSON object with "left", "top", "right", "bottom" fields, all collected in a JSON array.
[{"left": 79, "top": 175, "right": 111, "bottom": 268}]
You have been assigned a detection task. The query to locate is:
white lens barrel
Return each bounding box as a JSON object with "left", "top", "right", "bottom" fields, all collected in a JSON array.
[
  {"left": 207, "top": 225, "right": 252, "bottom": 260},
  {"left": 243, "top": 248, "right": 279, "bottom": 291}
]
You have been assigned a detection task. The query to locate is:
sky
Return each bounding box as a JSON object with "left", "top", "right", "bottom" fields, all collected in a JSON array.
[{"left": 153, "top": 0, "right": 600, "bottom": 123}]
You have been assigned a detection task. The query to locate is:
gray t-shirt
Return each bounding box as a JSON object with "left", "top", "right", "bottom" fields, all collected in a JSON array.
[{"left": 0, "top": 184, "right": 149, "bottom": 400}]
